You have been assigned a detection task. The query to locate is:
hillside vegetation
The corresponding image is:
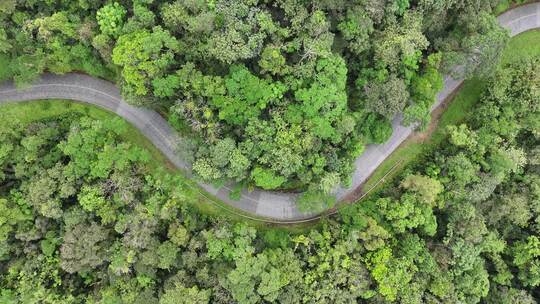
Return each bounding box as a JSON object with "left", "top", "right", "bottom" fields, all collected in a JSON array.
[
  {"left": 0, "top": 55, "right": 538, "bottom": 303},
  {"left": 0, "top": 0, "right": 512, "bottom": 202}
]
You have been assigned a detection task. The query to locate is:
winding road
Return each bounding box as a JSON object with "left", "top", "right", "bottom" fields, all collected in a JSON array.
[{"left": 1, "top": 3, "right": 539, "bottom": 222}]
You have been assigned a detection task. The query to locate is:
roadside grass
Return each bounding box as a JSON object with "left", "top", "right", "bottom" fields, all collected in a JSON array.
[
  {"left": 428, "top": 79, "right": 486, "bottom": 146},
  {"left": 500, "top": 29, "right": 540, "bottom": 64},
  {"left": 494, "top": 0, "right": 535, "bottom": 15},
  {"left": 359, "top": 29, "right": 540, "bottom": 198},
  {"left": 0, "top": 99, "right": 290, "bottom": 229},
  {"left": 0, "top": 54, "right": 12, "bottom": 81}
]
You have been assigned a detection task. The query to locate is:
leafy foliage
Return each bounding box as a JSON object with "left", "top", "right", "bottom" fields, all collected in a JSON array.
[
  {"left": 0, "top": 57, "right": 539, "bottom": 303},
  {"left": 96, "top": 2, "right": 126, "bottom": 37},
  {"left": 0, "top": 0, "right": 509, "bottom": 199},
  {"left": 1, "top": 3, "right": 539, "bottom": 303}
]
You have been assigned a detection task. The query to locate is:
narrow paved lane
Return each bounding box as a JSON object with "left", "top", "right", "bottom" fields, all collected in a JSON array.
[{"left": 1, "top": 3, "right": 539, "bottom": 221}]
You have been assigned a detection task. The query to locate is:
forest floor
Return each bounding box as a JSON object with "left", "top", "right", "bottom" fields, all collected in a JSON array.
[{"left": 360, "top": 29, "right": 540, "bottom": 198}]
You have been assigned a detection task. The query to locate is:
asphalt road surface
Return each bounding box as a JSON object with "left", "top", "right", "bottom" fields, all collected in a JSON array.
[{"left": 1, "top": 2, "right": 539, "bottom": 221}]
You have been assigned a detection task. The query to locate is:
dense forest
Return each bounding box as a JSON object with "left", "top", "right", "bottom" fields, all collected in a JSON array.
[
  {"left": 0, "top": 53, "right": 538, "bottom": 303},
  {"left": 0, "top": 0, "right": 513, "bottom": 199},
  {"left": 1, "top": 1, "right": 539, "bottom": 303}
]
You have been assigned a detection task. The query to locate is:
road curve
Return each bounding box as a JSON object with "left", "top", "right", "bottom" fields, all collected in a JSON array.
[{"left": 0, "top": 2, "right": 539, "bottom": 221}]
